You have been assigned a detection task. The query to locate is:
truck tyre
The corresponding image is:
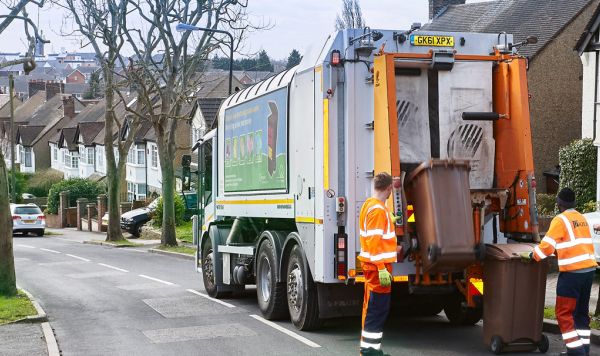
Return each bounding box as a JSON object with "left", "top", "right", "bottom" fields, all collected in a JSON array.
[
  {"left": 443, "top": 291, "right": 482, "bottom": 325},
  {"left": 202, "top": 238, "right": 232, "bottom": 299},
  {"left": 287, "top": 244, "right": 324, "bottom": 330},
  {"left": 256, "top": 239, "right": 288, "bottom": 320}
]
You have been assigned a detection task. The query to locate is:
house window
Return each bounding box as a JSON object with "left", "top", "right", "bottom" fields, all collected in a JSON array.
[
  {"left": 98, "top": 149, "right": 103, "bottom": 167},
  {"left": 127, "top": 182, "right": 134, "bottom": 202},
  {"left": 74, "top": 76, "right": 78, "bottom": 81},
  {"left": 53, "top": 147, "right": 57, "bottom": 161},
  {"left": 127, "top": 146, "right": 134, "bottom": 163},
  {"left": 137, "top": 184, "right": 146, "bottom": 199},
  {"left": 19, "top": 146, "right": 24, "bottom": 164},
  {"left": 87, "top": 147, "right": 94, "bottom": 165},
  {"left": 24, "top": 147, "right": 31, "bottom": 167},
  {"left": 151, "top": 145, "right": 158, "bottom": 168},
  {"left": 137, "top": 146, "right": 145, "bottom": 165},
  {"left": 72, "top": 155, "right": 78, "bottom": 168},
  {"left": 62, "top": 150, "right": 66, "bottom": 164}
]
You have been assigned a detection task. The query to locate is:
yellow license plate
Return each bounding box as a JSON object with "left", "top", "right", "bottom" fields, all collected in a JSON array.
[
  {"left": 23, "top": 220, "right": 35, "bottom": 223},
  {"left": 411, "top": 35, "right": 454, "bottom": 47}
]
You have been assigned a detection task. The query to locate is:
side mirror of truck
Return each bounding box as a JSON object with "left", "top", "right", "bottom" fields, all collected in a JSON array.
[{"left": 594, "top": 224, "right": 600, "bottom": 235}]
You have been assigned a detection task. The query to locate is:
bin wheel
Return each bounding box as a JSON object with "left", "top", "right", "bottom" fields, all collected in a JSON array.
[
  {"left": 474, "top": 242, "right": 486, "bottom": 262},
  {"left": 427, "top": 243, "right": 440, "bottom": 262},
  {"left": 490, "top": 334, "right": 503, "bottom": 355},
  {"left": 538, "top": 333, "right": 549, "bottom": 354}
]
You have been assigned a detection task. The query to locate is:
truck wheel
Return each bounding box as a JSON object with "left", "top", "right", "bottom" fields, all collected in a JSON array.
[
  {"left": 443, "top": 292, "right": 482, "bottom": 325},
  {"left": 256, "top": 239, "right": 288, "bottom": 320},
  {"left": 202, "top": 239, "right": 232, "bottom": 299},
  {"left": 287, "top": 244, "right": 323, "bottom": 330}
]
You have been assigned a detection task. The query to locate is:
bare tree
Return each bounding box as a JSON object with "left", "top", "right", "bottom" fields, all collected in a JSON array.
[
  {"left": 0, "top": 0, "right": 46, "bottom": 296},
  {"left": 117, "top": 0, "right": 262, "bottom": 246},
  {"left": 334, "top": 0, "right": 366, "bottom": 31},
  {"left": 61, "top": 0, "right": 142, "bottom": 242}
]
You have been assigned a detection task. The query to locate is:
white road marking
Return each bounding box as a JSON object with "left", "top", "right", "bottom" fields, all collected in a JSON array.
[
  {"left": 66, "top": 254, "right": 90, "bottom": 262},
  {"left": 16, "top": 244, "right": 35, "bottom": 248},
  {"left": 99, "top": 263, "right": 128, "bottom": 272},
  {"left": 40, "top": 248, "right": 60, "bottom": 254},
  {"left": 139, "top": 275, "right": 174, "bottom": 285},
  {"left": 248, "top": 314, "right": 321, "bottom": 348},
  {"left": 50, "top": 237, "right": 83, "bottom": 244},
  {"left": 186, "top": 289, "right": 236, "bottom": 308}
]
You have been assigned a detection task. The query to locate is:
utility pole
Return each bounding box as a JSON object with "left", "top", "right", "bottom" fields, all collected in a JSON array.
[{"left": 9, "top": 74, "right": 15, "bottom": 203}]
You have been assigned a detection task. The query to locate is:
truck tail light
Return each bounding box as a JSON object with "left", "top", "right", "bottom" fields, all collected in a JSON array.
[
  {"left": 331, "top": 50, "right": 341, "bottom": 66},
  {"left": 334, "top": 233, "right": 348, "bottom": 279}
]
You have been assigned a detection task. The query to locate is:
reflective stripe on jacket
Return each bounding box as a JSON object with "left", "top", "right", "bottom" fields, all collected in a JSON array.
[
  {"left": 358, "top": 197, "right": 397, "bottom": 269},
  {"left": 533, "top": 209, "right": 597, "bottom": 272}
]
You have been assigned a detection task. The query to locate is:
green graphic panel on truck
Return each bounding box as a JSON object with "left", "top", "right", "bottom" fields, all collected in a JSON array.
[{"left": 224, "top": 88, "right": 287, "bottom": 192}]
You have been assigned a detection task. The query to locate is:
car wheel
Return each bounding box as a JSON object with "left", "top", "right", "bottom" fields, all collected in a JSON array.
[
  {"left": 133, "top": 222, "right": 145, "bottom": 237},
  {"left": 37, "top": 230, "right": 44, "bottom": 237}
]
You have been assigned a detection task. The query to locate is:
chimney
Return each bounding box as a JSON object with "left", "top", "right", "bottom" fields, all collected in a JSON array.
[
  {"left": 62, "top": 94, "right": 76, "bottom": 118},
  {"left": 429, "top": 0, "right": 466, "bottom": 20},
  {"left": 46, "top": 80, "right": 65, "bottom": 101}
]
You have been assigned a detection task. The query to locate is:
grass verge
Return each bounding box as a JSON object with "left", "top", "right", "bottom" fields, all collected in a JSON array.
[
  {"left": 175, "top": 221, "right": 193, "bottom": 243},
  {"left": 44, "top": 231, "right": 61, "bottom": 235},
  {"left": 91, "top": 239, "right": 142, "bottom": 247},
  {"left": 0, "top": 291, "right": 38, "bottom": 324},
  {"left": 155, "top": 245, "right": 196, "bottom": 255},
  {"left": 545, "top": 306, "right": 600, "bottom": 329}
]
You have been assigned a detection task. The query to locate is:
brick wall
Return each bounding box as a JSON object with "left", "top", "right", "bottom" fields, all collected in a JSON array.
[{"left": 45, "top": 81, "right": 65, "bottom": 100}]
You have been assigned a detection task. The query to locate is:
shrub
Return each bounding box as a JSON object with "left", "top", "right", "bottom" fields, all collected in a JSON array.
[
  {"left": 150, "top": 194, "right": 185, "bottom": 226},
  {"left": 26, "top": 169, "right": 63, "bottom": 197},
  {"left": 558, "top": 138, "right": 597, "bottom": 212},
  {"left": 537, "top": 193, "right": 557, "bottom": 218},
  {"left": 46, "top": 178, "right": 106, "bottom": 214},
  {"left": 582, "top": 201, "right": 598, "bottom": 214},
  {"left": 7, "top": 169, "right": 27, "bottom": 203}
]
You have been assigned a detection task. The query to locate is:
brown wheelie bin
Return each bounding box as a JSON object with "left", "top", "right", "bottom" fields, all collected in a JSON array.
[
  {"left": 483, "top": 243, "right": 549, "bottom": 354},
  {"left": 405, "top": 158, "right": 485, "bottom": 274}
]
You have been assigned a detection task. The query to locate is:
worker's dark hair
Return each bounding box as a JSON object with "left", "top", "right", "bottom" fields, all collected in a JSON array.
[
  {"left": 374, "top": 172, "right": 393, "bottom": 191},
  {"left": 557, "top": 187, "right": 576, "bottom": 209}
]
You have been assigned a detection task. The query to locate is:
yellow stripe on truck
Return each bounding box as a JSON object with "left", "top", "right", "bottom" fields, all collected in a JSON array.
[
  {"left": 295, "top": 217, "right": 324, "bottom": 224},
  {"left": 323, "top": 98, "right": 330, "bottom": 190},
  {"left": 216, "top": 199, "right": 294, "bottom": 205}
]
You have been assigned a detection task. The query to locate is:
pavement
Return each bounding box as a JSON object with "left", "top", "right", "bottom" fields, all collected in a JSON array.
[{"left": 3, "top": 227, "right": 600, "bottom": 355}]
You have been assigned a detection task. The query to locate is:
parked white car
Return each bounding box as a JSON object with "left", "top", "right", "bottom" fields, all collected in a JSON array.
[
  {"left": 22, "top": 193, "right": 37, "bottom": 199},
  {"left": 582, "top": 211, "right": 600, "bottom": 263},
  {"left": 11, "top": 203, "right": 45, "bottom": 236}
]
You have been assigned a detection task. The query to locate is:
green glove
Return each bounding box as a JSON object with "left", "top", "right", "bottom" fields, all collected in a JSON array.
[
  {"left": 378, "top": 268, "right": 392, "bottom": 287},
  {"left": 520, "top": 252, "right": 532, "bottom": 263}
]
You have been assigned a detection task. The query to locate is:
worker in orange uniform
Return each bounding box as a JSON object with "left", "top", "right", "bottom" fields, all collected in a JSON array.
[
  {"left": 358, "top": 172, "right": 397, "bottom": 356},
  {"left": 521, "top": 188, "right": 597, "bottom": 356}
]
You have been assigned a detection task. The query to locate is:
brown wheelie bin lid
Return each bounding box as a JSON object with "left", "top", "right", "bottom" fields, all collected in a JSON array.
[{"left": 485, "top": 243, "right": 537, "bottom": 260}]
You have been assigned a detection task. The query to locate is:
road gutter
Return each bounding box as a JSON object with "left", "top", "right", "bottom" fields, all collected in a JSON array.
[{"left": 17, "top": 287, "right": 60, "bottom": 355}]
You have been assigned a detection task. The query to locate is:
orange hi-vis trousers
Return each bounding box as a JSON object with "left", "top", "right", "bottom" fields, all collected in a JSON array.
[{"left": 360, "top": 262, "right": 392, "bottom": 352}]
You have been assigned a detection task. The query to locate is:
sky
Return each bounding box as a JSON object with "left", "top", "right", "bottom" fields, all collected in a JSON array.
[{"left": 0, "top": 0, "right": 488, "bottom": 61}]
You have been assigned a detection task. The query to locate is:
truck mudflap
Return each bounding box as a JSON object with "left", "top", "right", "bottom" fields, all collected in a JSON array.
[{"left": 316, "top": 283, "right": 363, "bottom": 318}]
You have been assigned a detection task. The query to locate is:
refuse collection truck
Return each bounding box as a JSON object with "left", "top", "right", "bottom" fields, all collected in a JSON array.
[{"left": 194, "top": 27, "right": 539, "bottom": 331}]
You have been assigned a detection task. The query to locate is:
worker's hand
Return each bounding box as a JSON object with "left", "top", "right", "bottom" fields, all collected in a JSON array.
[
  {"left": 390, "top": 213, "right": 401, "bottom": 224},
  {"left": 378, "top": 268, "right": 392, "bottom": 287},
  {"left": 520, "top": 252, "right": 532, "bottom": 263}
]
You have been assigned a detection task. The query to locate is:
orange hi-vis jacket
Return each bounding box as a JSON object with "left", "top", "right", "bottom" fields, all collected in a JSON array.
[
  {"left": 358, "top": 197, "right": 398, "bottom": 270},
  {"left": 533, "top": 209, "right": 597, "bottom": 272}
]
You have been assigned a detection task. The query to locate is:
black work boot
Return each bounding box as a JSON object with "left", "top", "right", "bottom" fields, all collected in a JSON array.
[{"left": 360, "top": 348, "right": 390, "bottom": 356}]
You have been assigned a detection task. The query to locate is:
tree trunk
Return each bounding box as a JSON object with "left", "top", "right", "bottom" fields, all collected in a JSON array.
[
  {"left": 103, "top": 73, "right": 124, "bottom": 242},
  {"left": 157, "top": 130, "right": 177, "bottom": 246},
  {"left": 0, "top": 151, "right": 17, "bottom": 296}
]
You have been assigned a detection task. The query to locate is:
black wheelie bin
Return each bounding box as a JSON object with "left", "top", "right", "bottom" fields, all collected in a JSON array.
[{"left": 483, "top": 243, "right": 549, "bottom": 354}]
